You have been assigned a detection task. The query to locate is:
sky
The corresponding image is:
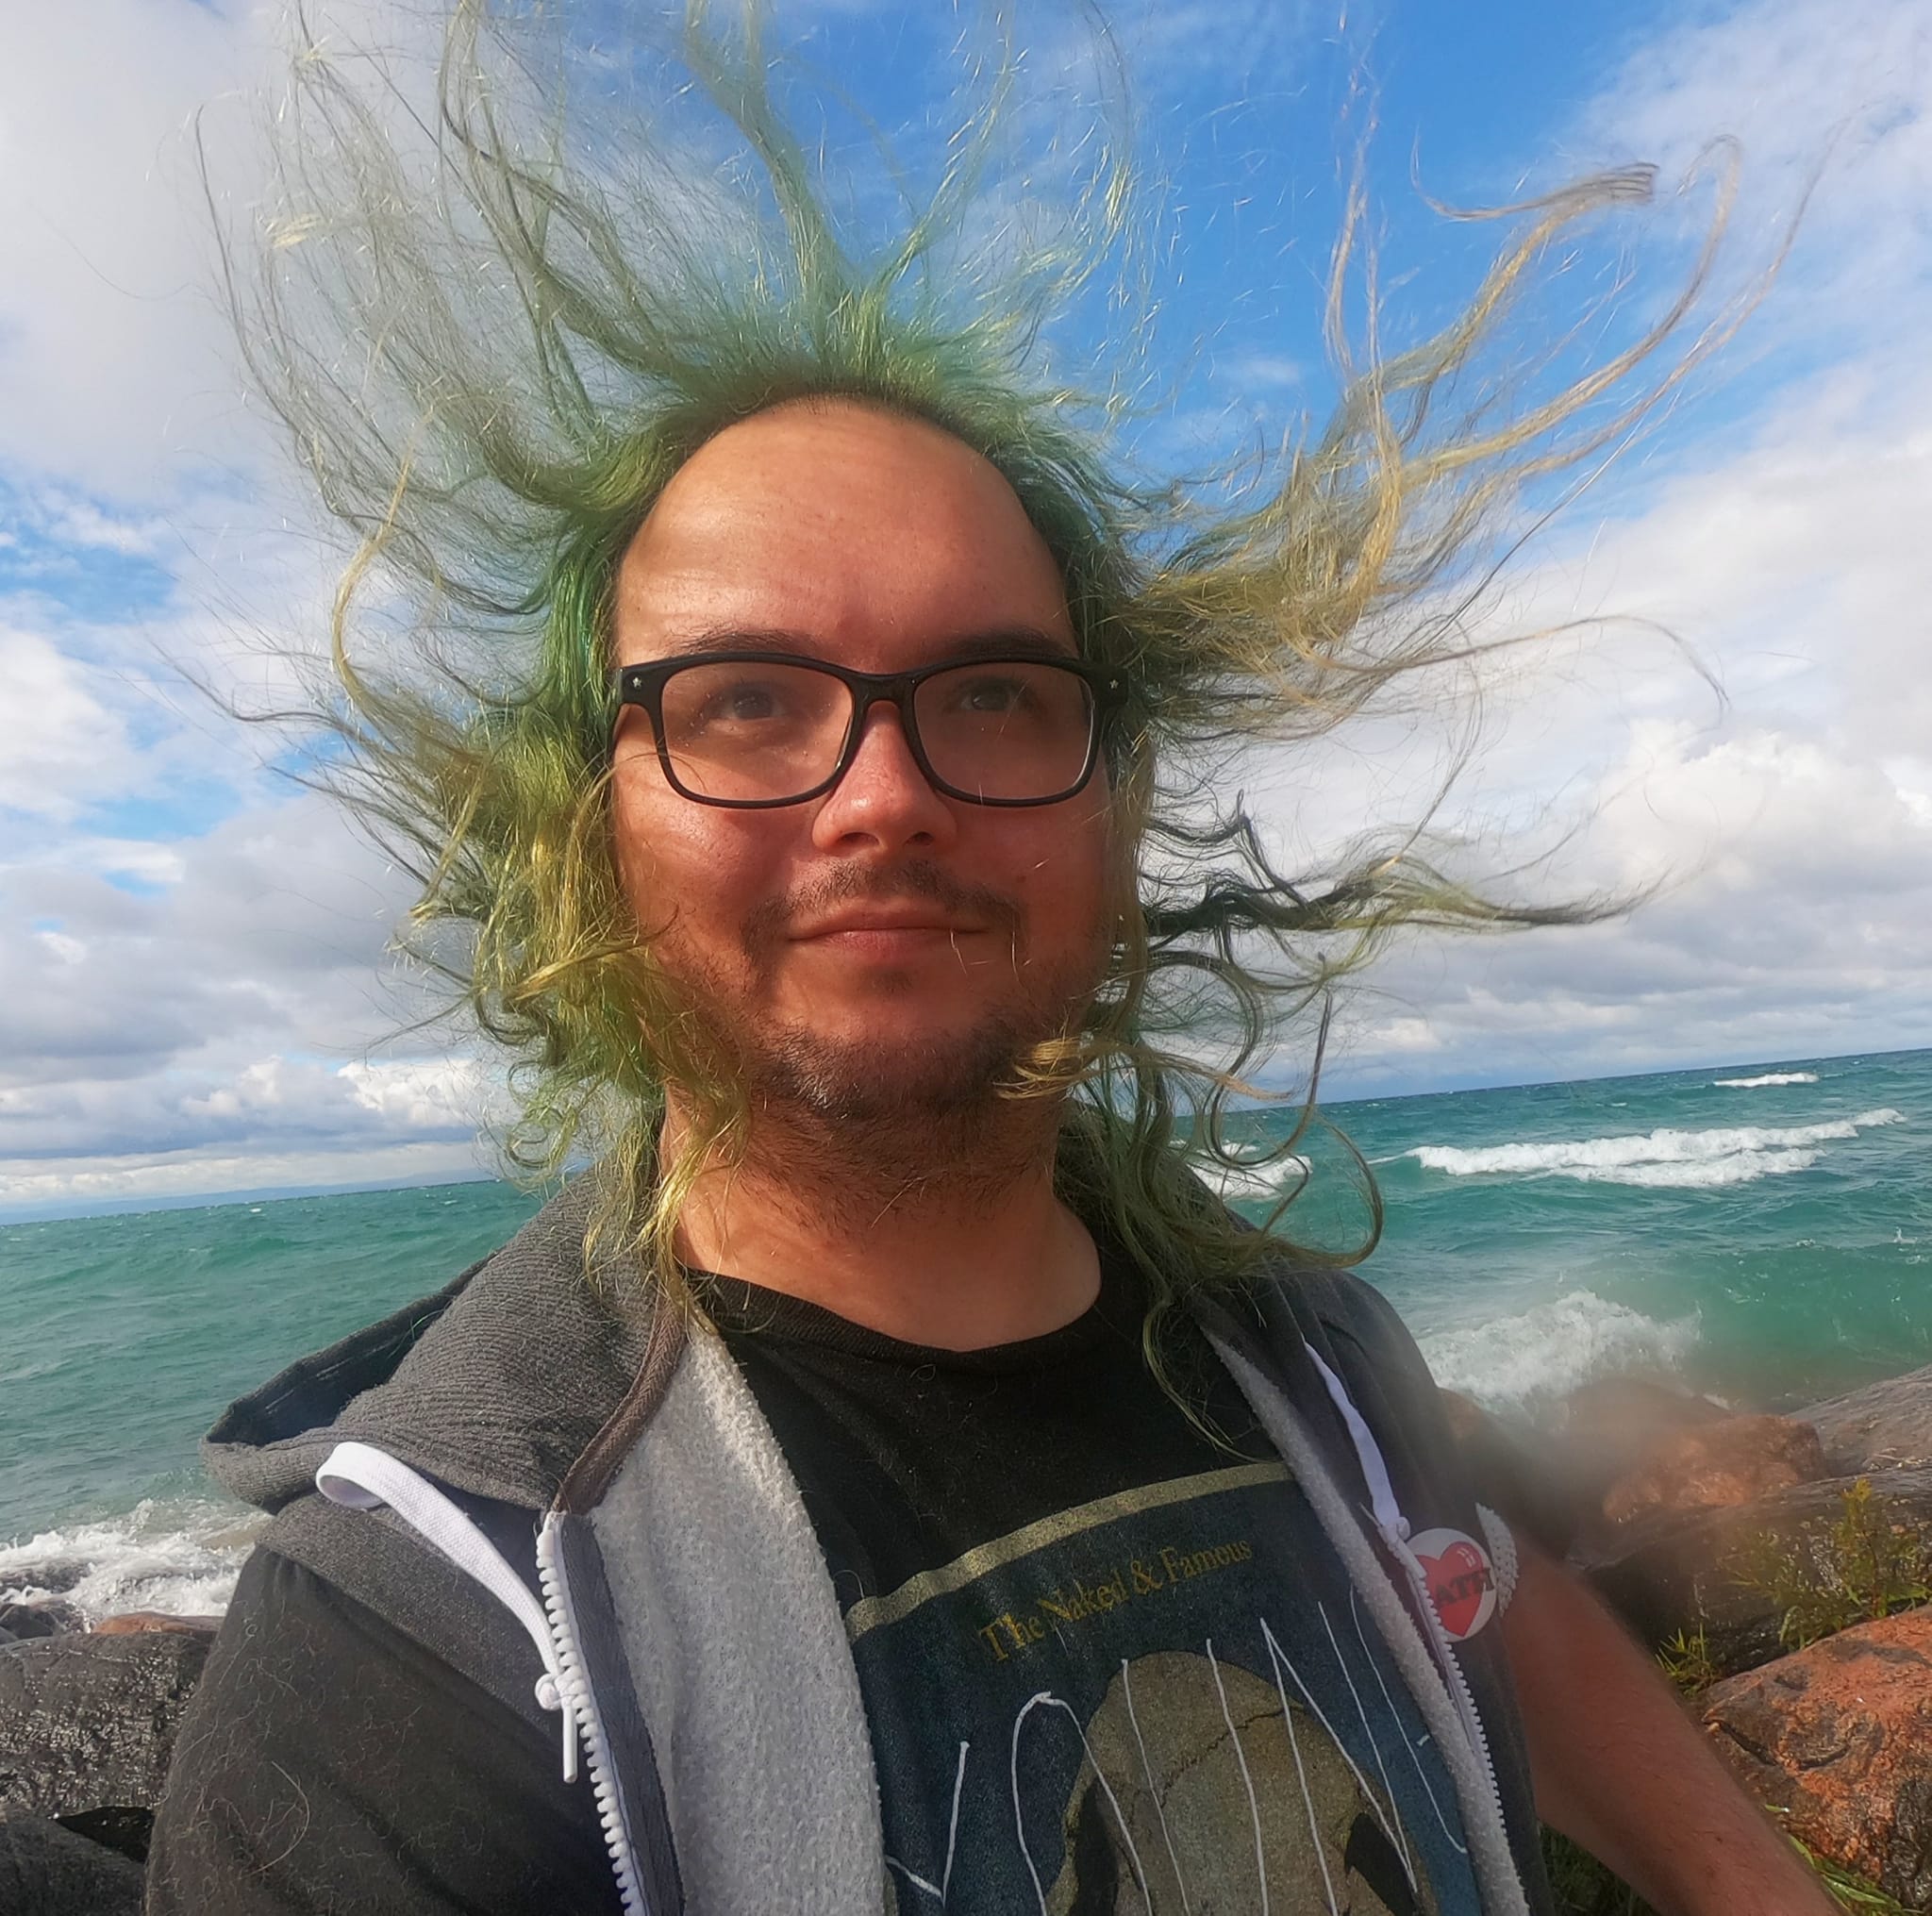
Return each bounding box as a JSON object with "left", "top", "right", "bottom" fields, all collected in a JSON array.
[{"left": 1, "top": 0, "right": 1928, "bottom": 1218}]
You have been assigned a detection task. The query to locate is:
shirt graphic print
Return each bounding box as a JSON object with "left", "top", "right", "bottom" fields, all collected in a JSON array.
[{"left": 848, "top": 1459, "right": 1479, "bottom": 1915}]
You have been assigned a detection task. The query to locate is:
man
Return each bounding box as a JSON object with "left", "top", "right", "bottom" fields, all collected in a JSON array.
[{"left": 149, "top": 9, "right": 1833, "bottom": 1913}]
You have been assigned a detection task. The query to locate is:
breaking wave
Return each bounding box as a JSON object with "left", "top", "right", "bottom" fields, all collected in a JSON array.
[
  {"left": 1420, "top": 1291, "right": 1701, "bottom": 1419},
  {"left": 1713, "top": 1071, "right": 1819, "bottom": 1088},
  {"left": 1198, "top": 1155, "right": 1310, "bottom": 1205},
  {"left": 0, "top": 1496, "right": 259, "bottom": 1625},
  {"left": 1408, "top": 1108, "right": 1904, "bottom": 1190}
]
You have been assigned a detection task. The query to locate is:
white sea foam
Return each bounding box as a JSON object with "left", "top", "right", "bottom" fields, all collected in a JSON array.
[
  {"left": 0, "top": 1497, "right": 260, "bottom": 1624},
  {"left": 1408, "top": 1108, "right": 1904, "bottom": 1190},
  {"left": 1420, "top": 1291, "right": 1701, "bottom": 1419},
  {"left": 1713, "top": 1071, "right": 1820, "bottom": 1088},
  {"left": 1199, "top": 1155, "right": 1309, "bottom": 1205}
]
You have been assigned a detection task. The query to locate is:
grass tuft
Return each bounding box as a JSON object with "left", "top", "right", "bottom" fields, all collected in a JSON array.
[{"left": 1723, "top": 1476, "right": 1932, "bottom": 1653}]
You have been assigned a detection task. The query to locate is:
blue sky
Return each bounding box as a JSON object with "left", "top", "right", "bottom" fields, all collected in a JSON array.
[{"left": 3, "top": 0, "right": 1929, "bottom": 1215}]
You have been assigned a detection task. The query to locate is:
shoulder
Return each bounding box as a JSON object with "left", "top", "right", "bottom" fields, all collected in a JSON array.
[
  {"left": 1231, "top": 1255, "right": 1447, "bottom": 1429},
  {"left": 149, "top": 1546, "right": 618, "bottom": 1916},
  {"left": 1234, "top": 1253, "right": 1572, "bottom": 1560}
]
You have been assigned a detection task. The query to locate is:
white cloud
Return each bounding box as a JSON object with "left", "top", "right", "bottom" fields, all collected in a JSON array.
[{"left": 0, "top": 625, "right": 140, "bottom": 818}]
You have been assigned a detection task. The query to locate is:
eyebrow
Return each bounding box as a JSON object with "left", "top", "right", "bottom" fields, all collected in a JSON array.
[{"left": 644, "top": 625, "right": 1079, "bottom": 663}]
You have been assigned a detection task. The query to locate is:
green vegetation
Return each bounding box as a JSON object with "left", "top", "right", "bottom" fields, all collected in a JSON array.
[
  {"left": 1724, "top": 1476, "right": 1932, "bottom": 1653},
  {"left": 1655, "top": 1624, "right": 1721, "bottom": 1696},
  {"left": 1796, "top": 1838, "right": 1918, "bottom": 1915},
  {"left": 1549, "top": 1490, "right": 1932, "bottom": 1913},
  {"left": 1542, "top": 1831, "right": 1656, "bottom": 1915},
  {"left": 1541, "top": 1828, "right": 1911, "bottom": 1916}
]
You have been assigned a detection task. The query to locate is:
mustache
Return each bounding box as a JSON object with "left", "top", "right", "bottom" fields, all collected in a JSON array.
[{"left": 742, "top": 860, "right": 1024, "bottom": 951}]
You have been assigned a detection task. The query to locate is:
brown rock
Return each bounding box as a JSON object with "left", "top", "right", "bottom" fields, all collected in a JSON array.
[
  {"left": 1802, "top": 1362, "right": 1932, "bottom": 1474},
  {"left": 1584, "top": 1466, "right": 1932, "bottom": 1673},
  {"left": 1701, "top": 1606, "right": 1932, "bottom": 1908},
  {"left": 90, "top": 1611, "right": 220, "bottom": 1638},
  {"left": 1562, "top": 1374, "right": 1732, "bottom": 1455},
  {"left": 1602, "top": 1414, "right": 1829, "bottom": 1526},
  {"left": 1545, "top": 1375, "right": 1736, "bottom": 1554}
]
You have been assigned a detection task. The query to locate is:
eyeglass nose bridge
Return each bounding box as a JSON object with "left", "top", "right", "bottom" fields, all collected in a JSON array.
[{"left": 829, "top": 674, "right": 941, "bottom": 792}]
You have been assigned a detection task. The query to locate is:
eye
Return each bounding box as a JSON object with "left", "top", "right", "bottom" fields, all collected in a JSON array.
[
  {"left": 690, "top": 677, "right": 792, "bottom": 727},
  {"left": 950, "top": 674, "right": 1033, "bottom": 715},
  {"left": 719, "top": 684, "right": 780, "bottom": 721}
]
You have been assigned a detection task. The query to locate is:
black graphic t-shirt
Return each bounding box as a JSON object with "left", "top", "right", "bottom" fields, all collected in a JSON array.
[{"left": 704, "top": 1252, "right": 1486, "bottom": 1916}]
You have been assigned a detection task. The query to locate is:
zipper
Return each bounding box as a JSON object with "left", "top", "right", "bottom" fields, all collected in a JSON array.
[
  {"left": 535, "top": 1510, "right": 650, "bottom": 1916},
  {"left": 1296, "top": 1345, "right": 1517, "bottom": 1900},
  {"left": 1383, "top": 1523, "right": 1509, "bottom": 1841}
]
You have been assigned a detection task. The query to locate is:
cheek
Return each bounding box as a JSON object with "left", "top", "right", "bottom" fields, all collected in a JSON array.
[
  {"left": 1003, "top": 806, "right": 1116, "bottom": 958},
  {"left": 610, "top": 767, "right": 768, "bottom": 946}
]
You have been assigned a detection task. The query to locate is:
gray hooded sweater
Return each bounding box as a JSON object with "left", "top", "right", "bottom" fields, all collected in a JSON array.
[{"left": 186, "top": 1182, "right": 1555, "bottom": 1914}]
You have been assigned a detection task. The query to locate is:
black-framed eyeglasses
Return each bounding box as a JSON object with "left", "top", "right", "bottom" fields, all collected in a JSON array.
[{"left": 609, "top": 651, "right": 1127, "bottom": 808}]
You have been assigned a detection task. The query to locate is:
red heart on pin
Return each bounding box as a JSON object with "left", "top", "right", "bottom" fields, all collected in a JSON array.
[{"left": 1416, "top": 1536, "right": 1492, "bottom": 1639}]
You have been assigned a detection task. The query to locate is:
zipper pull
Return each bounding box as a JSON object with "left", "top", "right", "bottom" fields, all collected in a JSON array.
[{"left": 535, "top": 1669, "right": 581, "bottom": 1784}]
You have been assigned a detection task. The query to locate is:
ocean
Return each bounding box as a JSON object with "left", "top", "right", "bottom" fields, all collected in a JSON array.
[{"left": 3, "top": 1046, "right": 1925, "bottom": 1621}]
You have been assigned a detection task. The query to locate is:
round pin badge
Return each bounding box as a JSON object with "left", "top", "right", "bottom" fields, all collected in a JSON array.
[{"left": 1408, "top": 1527, "right": 1498, "bottom": 1641}]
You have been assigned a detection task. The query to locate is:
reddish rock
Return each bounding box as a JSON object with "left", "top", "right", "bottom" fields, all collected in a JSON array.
[
  {"left": 1602, "top": 1413, "right": 1829, "bottom": 1526},
  {"left": 89, "top": 1612, "right": 220, "bottom": 1639},
  {"left": 1562, "top": 1375, "right": 1732, "bottom": 1456},
  {"left": 1701, "top": 1606, "right": 1932, "bottom": 1908}
]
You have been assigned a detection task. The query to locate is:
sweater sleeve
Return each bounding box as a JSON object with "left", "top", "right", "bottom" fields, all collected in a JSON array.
[{"left": 146, "top": 1547, "right": 621, "bottom": 1916}]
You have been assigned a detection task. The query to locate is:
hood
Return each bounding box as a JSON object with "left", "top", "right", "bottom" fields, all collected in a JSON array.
[{"left": 203, "top": 1179, "right": 656, "bottom": 1516}]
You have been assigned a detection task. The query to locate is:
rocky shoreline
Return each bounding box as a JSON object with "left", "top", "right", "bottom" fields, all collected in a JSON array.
[
  {"left": 6, "top": 1363, "right": 1932, "bottom": 1912},
  {"left": 0, "top": 1611, "right": 217, "bottom": 1913},
  {"left": 1513, "top": 1359, "right": 1932, "bottom": 1910}
]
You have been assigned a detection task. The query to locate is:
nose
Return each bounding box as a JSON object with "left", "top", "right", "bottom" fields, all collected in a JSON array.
[{"left": 809, "top": 702, "right": 958, "bottom": 855}]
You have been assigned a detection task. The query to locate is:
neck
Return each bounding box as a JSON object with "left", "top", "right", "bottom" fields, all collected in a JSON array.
[{"left": 663, "top": 1095, "right": 1100, "bottom": 1350}]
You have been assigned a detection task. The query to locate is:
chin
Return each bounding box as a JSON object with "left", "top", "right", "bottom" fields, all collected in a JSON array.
[{"left": 751, "top": 1019, "right": 1043, "bottom": 1125}]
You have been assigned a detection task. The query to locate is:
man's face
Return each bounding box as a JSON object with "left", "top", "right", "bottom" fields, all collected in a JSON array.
[{"left": 609, "top": 399, "right": 1117, "bottom": 1126}]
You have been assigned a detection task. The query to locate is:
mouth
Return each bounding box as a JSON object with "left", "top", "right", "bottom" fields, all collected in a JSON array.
[{"left": 789, "top": 914, "right": 991, "bottom": 949}]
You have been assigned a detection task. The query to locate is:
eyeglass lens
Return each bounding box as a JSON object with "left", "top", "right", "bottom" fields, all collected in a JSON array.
[{"left": 654, "top": 659, "right": 1097, "bottom": 803}]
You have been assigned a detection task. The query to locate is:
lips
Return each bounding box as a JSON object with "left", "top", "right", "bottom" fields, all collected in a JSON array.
[{"left": 789, "top": 913, "right": 988, "bottom": 941}]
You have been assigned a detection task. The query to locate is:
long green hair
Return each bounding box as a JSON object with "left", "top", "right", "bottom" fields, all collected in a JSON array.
[{"left": 224, "top": 0, "right": 1760, "bottom": 1326}]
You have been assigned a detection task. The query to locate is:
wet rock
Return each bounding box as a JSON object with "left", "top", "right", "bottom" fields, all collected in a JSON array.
[
  {"left": 0, "top": 1603, "right": 81, "bottom": 1643},
  {"left": 0, "top": 1628, "right": 210, "bottom": 1820},
  {"left": 1601, "top": 1413, "right": 1828, "bottom": 1526},
  {"left": 0, "top": 1814, "right": 143, "bottom": 1915},
  {"left": 1702, "top": 1606, "right": 1932, "bottom": 1908},
  {"left": 54, "top": 1804, "right": 153, "bottom": 1863},
  {"left": 0, "top": 1561, "right": 86, "bottom": 1598},
  {"left": 1584, "top": 1466, "right": 1932, "bottom": 1672},
  {"left": 1801, "top": 1362, "right": 1932, "bottom": 1474},
  {"left": 91, "top": 1611, "right": 221, "bottom": 1639}
]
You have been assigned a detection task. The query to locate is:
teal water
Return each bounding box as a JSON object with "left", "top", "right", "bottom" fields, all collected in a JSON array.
[{"left": 2, "top": 1047, "right": 1925, "bottom": 1615}]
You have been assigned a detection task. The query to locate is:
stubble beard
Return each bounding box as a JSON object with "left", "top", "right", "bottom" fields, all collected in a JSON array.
[{"left": 659, "top": 861, "right": 1107, "bottom": 1210}]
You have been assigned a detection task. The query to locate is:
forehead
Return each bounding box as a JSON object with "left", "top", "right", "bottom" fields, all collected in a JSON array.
[{"left": 611, "top": 399, "right": 1074, "bottom": 669}]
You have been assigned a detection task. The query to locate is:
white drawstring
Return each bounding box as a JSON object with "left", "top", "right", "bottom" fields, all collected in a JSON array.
[{"left": 316, "top": 1440, "right": 579, "bottom": 1781}]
